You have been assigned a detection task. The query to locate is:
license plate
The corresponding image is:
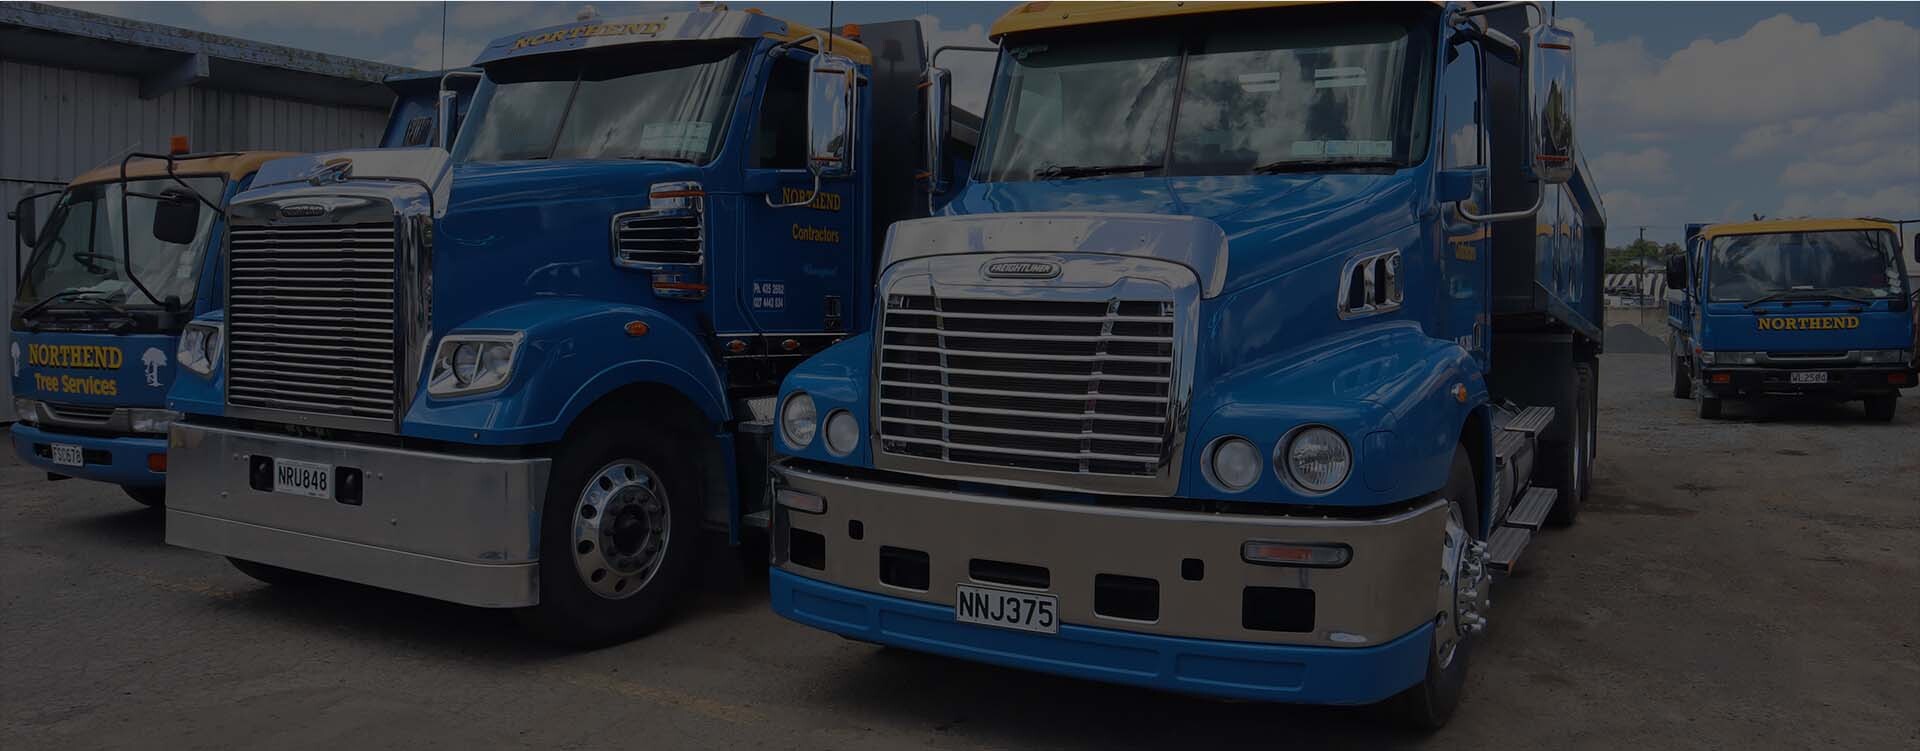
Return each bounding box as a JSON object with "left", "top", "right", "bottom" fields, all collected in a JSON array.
[
  {"left": 50, "top": 443, "right": 84, "bottom": 468},
  {"left": 1791, "top": 371, "right": 1828, "bottom": 384},
  {"left": 955, "top": 584, "right": 1058, "bottom": 634},
  {"left": 271, "top": 458, "right": 334, "bottom": 499}
]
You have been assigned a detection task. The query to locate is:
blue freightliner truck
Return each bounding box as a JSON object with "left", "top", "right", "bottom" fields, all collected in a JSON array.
[
  {"left": 7, "top": 73, "right": 475, "bottom": 508},
  {"left": 1666, "top": 218, "right": 1915, "bottom": 420},
  {"left": 162, "top": 8, "right": 976, "bottom": 646},
  {"left": 767, "top": 0, "right": 1603, "bottom": 728}
]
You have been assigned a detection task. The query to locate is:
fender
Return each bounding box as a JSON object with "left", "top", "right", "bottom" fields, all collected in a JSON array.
[
  {"left": 1182, "top": 321, "right": 1487, "bottom": 506},
  {"left": 405, "top": 299, "right": 728, "bottom": 445},
  {"left": 165, "top": 309, "right": 226, "bottom": 417},
  {"left": 775, "top": 332, "right": 875, "bottom": 466}
]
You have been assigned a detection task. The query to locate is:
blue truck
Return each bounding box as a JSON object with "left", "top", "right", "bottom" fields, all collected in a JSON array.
[
  {"left": 1667, "top": 218, "right": 1915, "bottom": 420},
  {"left": 766, "top": 0, "right": 1603, "bottom": 728},
  {"left": 7, "top": 73, "right": 474, "bottom": 508},
  {"left": 161, "top": 8, "right": 976, "bottom": 646}
]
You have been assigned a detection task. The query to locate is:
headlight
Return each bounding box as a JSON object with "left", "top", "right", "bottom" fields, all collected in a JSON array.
[
  {"left": 177, "top": 321, "right": 223, "bottom": 377},
  {"left": 1701, "top": 351, "right": 1759, "bottom": 366},
  {"left": 12, "top": 398, "right": 39, "bottom": 426},
  {"left": 428, "top": 333, "right": 522, "bottom": 396},
  {"left": 1860, "top": 349, "right": 1913, "bottom": 364},
  {"left": 781, "top": 392, "right": 817, "bottom": 449},
  {"left": 1204, "top": 436, "right": 1262, "bottom": 492},
  {"left": 824, "top": 409, "right": 859, "bottom": 456},
  {"left": 128, "top": 408, "right": 182, "bottom": 435},
  {"left": 1278, "top": 426, "right": 1352, "bottom": 494}
]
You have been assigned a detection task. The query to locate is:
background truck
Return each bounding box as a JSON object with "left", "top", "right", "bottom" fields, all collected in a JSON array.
[
  {"left": 7, "top": 73, "right": 474, "bottom": 508},
  {"left": 766, "top": 0, "right": 1603, "bottom": 728},
  {"left": 1666, "top": 218, "right": 1915, "bottom": 420},
  {"left": 163, "top": 7, "right": 975, "bottom": 646}
]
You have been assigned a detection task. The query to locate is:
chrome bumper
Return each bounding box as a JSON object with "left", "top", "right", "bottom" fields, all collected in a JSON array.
[
  {"left": 770, "top": 461, "right": 1448, "bottom": 648},
  {"left": 165, "top": 422, "right": 551, "bottom": 608}
]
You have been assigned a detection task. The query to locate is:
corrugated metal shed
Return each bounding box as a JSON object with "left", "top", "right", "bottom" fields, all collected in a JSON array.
[{"left": 2, "top": 1, "right": 418, "bottom": 420}]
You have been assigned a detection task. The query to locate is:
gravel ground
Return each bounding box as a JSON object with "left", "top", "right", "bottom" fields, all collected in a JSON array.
[{"left": 2, "top": 353, "right": 1915, "bottom": 750}]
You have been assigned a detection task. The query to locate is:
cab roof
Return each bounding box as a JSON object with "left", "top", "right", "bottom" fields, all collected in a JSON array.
[
  {"left": 1699, "top": 218, "right": 1897, "bottom": 241},
  {"left": 67, "top": 152, "right": 297, "bottom": 189},
  {"left": 989, "top": 1, "right": 1430, "bottom": 40},
  {"left": 475, "top": 8, "right": 871, "bottom": 67}
]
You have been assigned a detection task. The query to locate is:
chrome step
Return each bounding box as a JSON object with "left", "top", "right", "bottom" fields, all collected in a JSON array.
[
  {"left": 1504, "top": 406, "right": 1555, "bottom": 437},
  {"left": 1486, "top": 526, "right": 1531, "bottom": 574},
  {"left": 741, "top": 509, "right": 771, "bottom": 529},
  {"left": 1503, "top": 487, "right": 1558, "bottom": 530},
  {"left": 1493, "top": 429, "right": 1527, "bottom": 466}
]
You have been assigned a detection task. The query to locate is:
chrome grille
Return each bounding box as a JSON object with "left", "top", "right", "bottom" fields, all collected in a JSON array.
[
  {"left": 613, "top": 210, "right": 702, "bottom": 267},
  {"left": 45, "top": 402, "right": 115, "bottom": 422},
  {"left": 877, "top": 295, "right": 1176, "bottom": 477},
  {"left": 226, "top": 222, "right": 398, "bottom": 421}
]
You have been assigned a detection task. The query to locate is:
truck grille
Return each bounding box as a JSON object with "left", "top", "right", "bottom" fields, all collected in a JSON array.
[
  {"left": 226, "top": 222, "right": 398, "bottom": 422},
  {"left": 613, "top": 211, "right": 702, "bottom": 267},
  {"left": 877, "top": 295, "right": 1176, "bottom": 477}
]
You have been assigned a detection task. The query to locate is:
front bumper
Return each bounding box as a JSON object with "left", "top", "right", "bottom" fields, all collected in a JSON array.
[
  {"left": 769, "top": 461, "right": 1447, "bottom": 703},
  {"left": 1700, "top": 365, "right": 1913, "bottom": 398},
  {"left": 164, "top": 422, "right": 551, "bottom": 607},
  {"left": 10, "top": 423, "right": 167, "bottom": 488}
]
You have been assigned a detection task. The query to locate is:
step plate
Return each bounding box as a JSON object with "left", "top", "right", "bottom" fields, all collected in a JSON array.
[
  {"left": 1503, "top": 487, "right": 1558, "bottom": 530},
  {"left": 1486, "top": 526, "right": 1531, "bottom": 574},
  {"left": 1493, "top": 430, "right": 1528, "bottom": 466},
  {"left": 1504, "top": 406, "right": 1556, "bottom": 437}
]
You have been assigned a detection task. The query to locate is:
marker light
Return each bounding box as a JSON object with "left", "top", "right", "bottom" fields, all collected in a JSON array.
[
  {"left": 1204, "top": 437, "right": 1261, "bottom": 492},
  {"left": 1242, "top": 541, "right": 1352, "bottom": 568},
  {"left": 824, "top": 410, "right": 859, "bottom": 457},
  {"left": 169, "top": 135, "right": 189, "bottom": 155},
  {"left": 1278, "top": 426, "right": 1352, "bottom": 493},
  {"left": 781, "top": 392, "right": 817, "bottom": 449}
]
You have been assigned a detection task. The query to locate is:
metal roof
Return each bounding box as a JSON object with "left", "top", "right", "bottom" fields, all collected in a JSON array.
[
  {"left": 67, "top": 152, "right": 299, "bottom": 188},
  {"left": 0, "top": 1, "right": 415, "bottom": 109},
  {"left": 1699, "top": 218, "right": 1898, "bottom": 241}
]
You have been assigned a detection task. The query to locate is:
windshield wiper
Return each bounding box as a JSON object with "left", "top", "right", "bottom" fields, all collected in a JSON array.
[
  {"left": 1743, "top": 289, "right": 1872, "bottom": 308},
  {"left": 1252, "top": 158, "right": 1402, "bottom": 175},
  {"left": 1033, "top": 163, "right": 1160, "bottom": 180},
  {"left": 17, "top": 290, "right": 124, "bottom": 320}
]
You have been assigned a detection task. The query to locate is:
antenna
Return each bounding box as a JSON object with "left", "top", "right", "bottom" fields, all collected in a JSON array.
[
  {"left": 827, "top": 0, "right": 834, "bottom": 54},
  {"left": 440, "top": 1, "right": 447, "bottom": 71}
]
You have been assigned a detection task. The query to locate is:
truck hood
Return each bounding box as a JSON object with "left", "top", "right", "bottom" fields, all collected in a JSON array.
[
  {"left": 1701, "top": 300, "right": 1914, "bottom": 353},
  {"left": 944, "top": 173, "right": 1421, "bottom": 297},
  {"left": 10, "top": 330, "right": 179, "bottom": 408},
  {"left": 431, "top": 160, "right": 700, "bottom": 332}
]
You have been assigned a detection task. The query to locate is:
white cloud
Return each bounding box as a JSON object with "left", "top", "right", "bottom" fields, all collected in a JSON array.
[
  {"left": 1601, "top": 189, "right": 1687, "bottom": 229},
  {"left": 1779, "top": 185, "right": 1920, "bottom": 220},
  {"left": 1780, "top": 143, "right": 1920, "bottom": 189},
  {"left": 197, "top": 2, "right": 430, "bottom": 35},
  {"left": 1731, "top": 99, "right": 1920, "bottom": 159},
  {"left": 917, "top": 14, "right": 994, "bottom": 115},
  {"left": 1593, "top": 147, "right": 1673, "bottom": 185}
]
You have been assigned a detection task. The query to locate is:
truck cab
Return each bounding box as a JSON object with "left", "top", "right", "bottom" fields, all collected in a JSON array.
[
  {"left": 1667, "top": 218, "right": 1915, "bottom": 420},
  {"left": 163, "top": 8, "right": 970, "bottom": 646},
  {"left": 766, "top": 0, "right": 1602, "bottom": 728},
  {"left": 10, "top": 151, "right": 291, "bottom": 507}
]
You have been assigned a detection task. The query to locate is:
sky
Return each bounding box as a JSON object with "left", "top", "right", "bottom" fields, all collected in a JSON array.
[{"left": 46, "top": 1, "right": 1920, "bottom": 246}]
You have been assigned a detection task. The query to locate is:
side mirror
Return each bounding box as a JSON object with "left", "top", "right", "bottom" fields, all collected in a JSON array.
[
  {"left": 10, "top": 197, "right": 37, "bottom": 249},
  {"left": 436, "top": 89, "right": 459, "bottom": 149},
  {"left": 1665, "top": 255, "right": 1688, "bottom": 291},
  {"left": 806, "top": 54, "right": 857, "bottom": 179},
  {"left": 151, "top": 190, "right": 201, "bottom": 246},
  {"left": 1528, "top": 24, "right": 1576, "bottom": 185},
  {"left": 923, "top": 67, "right": 953, "bottom": 193},
  {"left": 1436, "top": 167, "right": 1481, "bottom": 205}
]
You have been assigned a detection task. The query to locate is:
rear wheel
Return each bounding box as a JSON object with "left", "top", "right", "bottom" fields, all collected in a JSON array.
[
  {"left": 1863, "top": 395, "right": 1896, "bottom": 422},
  {"left": 1387, "top": 445, "right": 1486, "bottom": 731},
  {"left": 1669, "top": 337, "right": 1691, "bottom": 399},
  {"left": 514, "top": 420, "right": 703, "bottom": 648},
  {"left": 1546, "top": 364, "right": 1591, "bottom": 526},
  {"left": 122, "top": 486, "right": 165, "bottom": 508}
]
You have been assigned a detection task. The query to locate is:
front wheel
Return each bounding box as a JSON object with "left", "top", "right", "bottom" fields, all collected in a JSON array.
[
  {"left": 1669, "top": 337, "right": 1691, "bottom": 399},
  {"left": 1863, "top": 395, "right": 1896, "bottom": 422},
  {"left": 1697, "top": 393, "right": 1723, "bottom": 420},
  {"left": 1386, "top": 445, "right": 1486, "bottom": 731},
  {"left": 513, "top": 420, "right": 703, "bottom": 648}
]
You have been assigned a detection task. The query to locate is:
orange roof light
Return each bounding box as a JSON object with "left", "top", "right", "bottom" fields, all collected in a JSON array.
[
  {"left": 840, "top": 23, "right": 860, "bottom": 39},
  {"left": 168, "top": 135, "right": 189, "bottom": 155}
]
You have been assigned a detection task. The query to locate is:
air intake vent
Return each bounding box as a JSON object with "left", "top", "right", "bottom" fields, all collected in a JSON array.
[
  {"left": 1338, "top": 250, "right": 1402, "bottom": 318},
  {"left": 614, "top": 212, "right": 702, "bottom": 267}
]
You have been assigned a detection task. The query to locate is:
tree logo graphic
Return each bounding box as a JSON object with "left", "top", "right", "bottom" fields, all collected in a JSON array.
[{"left": 142, "top": 347, "right": 168, "bottom": 387}]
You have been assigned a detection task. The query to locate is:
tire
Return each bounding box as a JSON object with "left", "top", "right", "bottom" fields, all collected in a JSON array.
[
  {"left": 1387, "top": 445, "right": 1484, "bottom": 731},
  {"left": 513, "top": 418, "right": 703, "bottom": 648},
  {"left": 227, "top": 557, "right": 316, "bottom": 587},
  {"left": 123, "top": 486, "right": 165, "bottom": 508},
  {"left": 1696, "top": 392, "right": 1723, "bottom": 420},
  {"left": 1545, "top": 365, "right": 1589, "bottom": 527},
  {"left": 1669, "top": 337, "right": 1691, "bottom": 399},
  {"left": 1863, "top": 395, "right": 1896, "bottom": 422}
]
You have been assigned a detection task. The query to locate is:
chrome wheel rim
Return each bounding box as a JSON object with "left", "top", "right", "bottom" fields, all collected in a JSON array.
[
  {"left": 1434, "top": 502, "right": 1489, "bottom": 669},
  {"left": 571, "top": 460, "right": 670, "bottom": 600}
]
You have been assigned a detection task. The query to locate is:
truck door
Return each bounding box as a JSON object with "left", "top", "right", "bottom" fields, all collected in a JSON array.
[
  {"left": 738, "top": 54, "right": 859, "bottom": 360},
  {"left": 1440, "top": 39, "right": 1490, "bottom": 367}
]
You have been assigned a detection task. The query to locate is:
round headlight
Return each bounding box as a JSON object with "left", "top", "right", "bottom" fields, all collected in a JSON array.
[
  {"left": 452, "top": 343, "right": 480, "bottom": 385},
  {"left": 781, "top": 393, "right": 817, "bottom": 449},
  {"left": 1279, "top": 426, "right": 1351, "bottom": 493},
  {"left": 824, "top": 410, "right": 860, "bottom": 456},
  {"left": 204, "top": 326, "right": 222, "bottom": 362},
  {"left": 480, "top": 342, "right": 513, "bottom": 377},
  {"left": 1206, "top": 437, "right": 1262, "bottom": 492}
]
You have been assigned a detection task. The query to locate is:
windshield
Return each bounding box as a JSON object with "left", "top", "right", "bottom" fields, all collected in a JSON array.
[
  {"left": 456, "top": 42, "right": 749, "bottom": 163},
  {"left": 979, "top": 16, "right": 1426, "bottom": 182},
  {"left": 1708, "top": 230, "right": 1908, "bottom": 303},
  {"left": 16, "top": 176, "right": 225, "bottom": 308}
]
